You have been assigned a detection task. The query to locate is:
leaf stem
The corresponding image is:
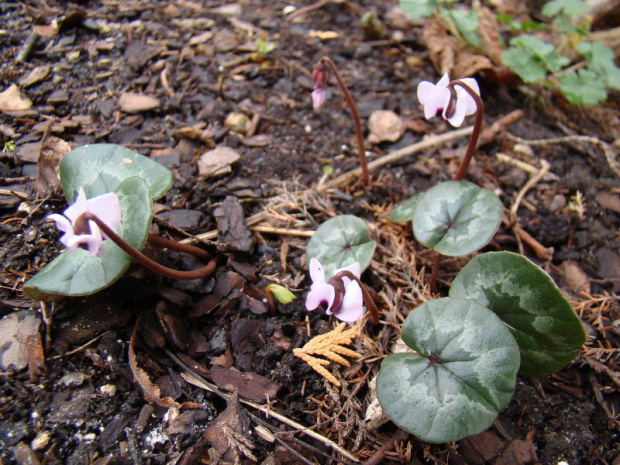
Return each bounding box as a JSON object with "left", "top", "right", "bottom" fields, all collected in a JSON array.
[
  {"left": 320, "top": 56, "right": 369, "bottom": 186},
  {"left": 79, "top": 212, "right": 218, "bottom": 280}
]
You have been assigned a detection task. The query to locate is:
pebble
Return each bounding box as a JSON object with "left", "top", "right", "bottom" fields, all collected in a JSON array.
[{"left": 118, "top": 92, "right": 160, "bottom": 113}]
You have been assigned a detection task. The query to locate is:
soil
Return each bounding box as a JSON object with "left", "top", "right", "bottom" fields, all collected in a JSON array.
[{"left": 1, "top": 1, "right": 619, "bottom": 464}]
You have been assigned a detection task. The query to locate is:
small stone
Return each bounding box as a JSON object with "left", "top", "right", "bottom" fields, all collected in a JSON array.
[
  {"left": 18, "top": 65, "right": 51, "bottom": 87},
  {"left": 197, "top": 146, "right": 240, "bottom": 179},
  {"left": 159, "top": 209, "right": 203, "bottom": 230},
  {"left": 118, "top": 92, "right": 160, "bottom": 113},
  {"left": 0, "top": 84, "right": 33, "bottom": 112},
  {"left": 595, "top": 192, "right": 620, "bottom": 213},
  {"left": 224, "top": 112, "right": 251, "bottom": 134},
  {"left": 213, "top": 29, "right": 238, "bottom": 52},
  {"left": 47, "top": 90, "right": 69, "bottom": 104},
  {"left": 598, "top": 248, "right": 620, "bottom": 292},
  {"left": 31, "top": 431, "right": 52, "bottom": 451},
  {"left": 57, "top": 372, "right": 89, "bottom": 388},
  {"left": 189, "top": 31, "right": 214, "bottom": 46},
  {"left": 548, "top": 194, "right": 567, "bottom": 212},
  {"left": 367, "top": 110, "right": 403, "bottom": 144},
  {"left": 0, "top": 310, "right": 41, "bottom": 371},
  {"left": 99, "top": 384, "right": 117, "bottom": 397}
]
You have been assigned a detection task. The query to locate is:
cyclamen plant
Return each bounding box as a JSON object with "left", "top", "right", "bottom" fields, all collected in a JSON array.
[
  {"left": 304, "top": 73, "right": 585, "bottom": 443},
  {"left": 24, "top": 144, "right": 218, "bottom": 300}
]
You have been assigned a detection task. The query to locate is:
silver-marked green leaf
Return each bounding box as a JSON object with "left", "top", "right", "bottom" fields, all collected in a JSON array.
[
  {"left": 390, "top": 193, "right": 424, "bottom": 223},
  {"left": 60, "top": 143, "right": 172, "bottom": 202},
  {"left": 412, "top": 181, "right": 502, "bottom": 256},
  {"left": 306, "top": 215, "right": 375, "bottom": 280},
  {"left": 377, "top": 298, "right": 519, "bottom": 443},
  {"left": 450, "top": 251, "right": 586, "bottom": 377},
  {"left": 24, "top": 176, "right": 153, "bottom": 300}
]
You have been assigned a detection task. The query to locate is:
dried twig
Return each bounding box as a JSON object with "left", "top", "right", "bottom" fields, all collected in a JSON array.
[
  {"left": 506, "top": 133, "right": 620, "bottom": 177},
  {"left": 510, "top": 159, "right": 551, "bottom": 221},
  {"left": 179, "top": 370, "right": 360, "bottom": 463}
]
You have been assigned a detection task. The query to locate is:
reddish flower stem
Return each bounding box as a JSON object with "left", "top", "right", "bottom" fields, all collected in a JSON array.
[
  {"left": 333, "top": 270, "right": 379, "bottom": 325},
  {"left": 79, "top": 212, "right": 218, "bottom": 280},
  {"left": 448, "top": 80, "right": 484, "bottom": 181},
  {"left": 319, "top": 56, "right": 369, "bottom": 186},
  {"left": 429, "top": 79, "right": 484, "bottom": 292}
]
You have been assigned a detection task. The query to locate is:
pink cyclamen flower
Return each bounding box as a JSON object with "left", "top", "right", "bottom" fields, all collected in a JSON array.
[
  {"left": 311, "top": 61, "right": 329, "bottom": 109},
  {"left": 49, "top": 187, "right": 121, "bottom": 257},
  {"left": 417, "top": 73, "right": 480, "bottom": 127},
  {"left": 305, "top": 258, "right": 364, "bottom": 323}
]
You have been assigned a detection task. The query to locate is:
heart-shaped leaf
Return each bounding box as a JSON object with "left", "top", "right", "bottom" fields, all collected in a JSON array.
[
  {"left": 412, "top": 181, "right": 503, "bottom": 256},
  {"left": 390, "top": 193, "right": 424, "bottom": 223},
  {"left": 450, "top": 251, "right": 586, "bottom": 377},
  {"left": 377, "top": 297, "right": 520, "bottom": 443},
  {"left": 60, "top": 143, "right": 172, "bottom": 202},
  {"left": 24, "top": 176, "right": 153, "bottom": 300},
  {"left": 306, "top": 215, "right": 376, "bottom": 280}
]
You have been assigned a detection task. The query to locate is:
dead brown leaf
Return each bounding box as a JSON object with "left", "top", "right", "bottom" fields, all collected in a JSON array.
[
  {"left": 213, "top": 195, "right": 253, "bottom": 252},
  {"left": 35, "top": 136, "right": 71, "bottom": 195},
  {"left": 204, "top": 392, "right": 256, "bottom": 463},
  {"left": 477, "top": 6, "right": 504, "bottom": 66},
  {"left": 129, "top": 320, "right": 177, "bottom": 408},
  {"left": 209, "top": 365, "right": 282, "bottom": 403},
  {"left": 423, "top": 15, "right": 494, "bottom": 78},
  {"left": 423, "top": 16, "right": 457, "bottom": 76}
]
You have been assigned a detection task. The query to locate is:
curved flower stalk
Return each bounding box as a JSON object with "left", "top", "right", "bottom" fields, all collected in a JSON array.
[
  {"left": 49, "top": 187, "right": 218, "bottom": 281},
  {"left": 417, "top": 74, "right": 485, "bottom": 291},
  {"left": 305, "top": 258, "right": 379, "bottom": 324},
  {"left": 49, "top": 187, "right": 121, "bottom": 257},
  {"left": 311, "top": 56, "right": 369, "bottom": 186}
]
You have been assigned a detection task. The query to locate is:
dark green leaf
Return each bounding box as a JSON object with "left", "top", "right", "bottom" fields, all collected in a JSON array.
[
  {"left": 390, "top": 193, "right": 424, "bottom": 223},
  {"left": 412, "top": 181, "right": 502, "bottom": 256},
  {"left": 306, "top": 215, "right": 376, "bottom": 280},
  {"left": 450, "top": 251, "right": 586, "bottom": 377},
  {"left": 377, "top": 297, "right": 519, "bottom": 443},
  {"left": 60, "top": 143, "right": 173, "bottom": 203},
  {"left": 24, "top": 177, "right": 153, "bottom": 300}
]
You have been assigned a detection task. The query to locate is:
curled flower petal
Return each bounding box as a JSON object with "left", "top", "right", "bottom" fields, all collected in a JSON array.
[
  {"left": 417, "top": 74, "right": 480, "bottom": 128},
  {"left": 65, "top": 221, "right": 103, "bottom": 257},
  {"left": 329, "top": 280, "right": 364, "bottom": 323},
  {"left": 48, "top": 187, "right": 122, "bottom": 257},
  {"left": 48, "top": 213, "right": 74, "bottom": 246},
  {"left": 306, "top": 284, "right": 335, "bottom": 311}
]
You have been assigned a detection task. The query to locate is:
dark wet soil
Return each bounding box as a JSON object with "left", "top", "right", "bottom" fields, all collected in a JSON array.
[{"left": 1, "top": 1, "right": 619, "bottom": 464}]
